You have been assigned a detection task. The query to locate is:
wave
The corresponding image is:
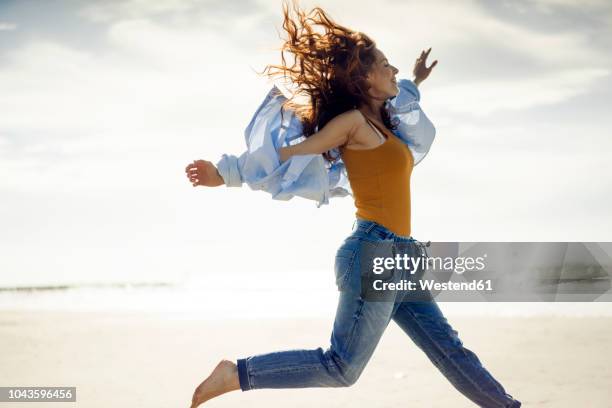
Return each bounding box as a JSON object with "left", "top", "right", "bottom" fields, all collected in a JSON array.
[{"left": 0, "top": 282, "right": 175, "bottom": 292}]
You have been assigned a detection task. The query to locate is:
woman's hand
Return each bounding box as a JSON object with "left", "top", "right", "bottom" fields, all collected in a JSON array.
[
  {"left": 185, "top": 160, "right": 225, "bottom": 187},
  {"left": 413, "top": 47, "right": 438, "bottom": 87}
]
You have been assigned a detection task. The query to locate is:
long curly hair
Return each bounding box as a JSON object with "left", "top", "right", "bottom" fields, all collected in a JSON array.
[{"left": 261, "top": 1, "right": 395, "bottom": 163}]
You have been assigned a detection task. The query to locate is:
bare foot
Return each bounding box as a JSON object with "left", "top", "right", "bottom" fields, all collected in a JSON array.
[{"left": 190, "top": 359, "right": 240, "bottom": 408}]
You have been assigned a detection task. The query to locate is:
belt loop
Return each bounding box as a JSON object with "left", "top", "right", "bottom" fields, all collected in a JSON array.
[
  {"left": 365, "top": 223, "right": 376, "bottom": 234},
  {"left": 352, "top": 219, "right": 357, "bottom": 231},
  {"left": 415, "top": 239, "right": 431, "bottom": 258}
]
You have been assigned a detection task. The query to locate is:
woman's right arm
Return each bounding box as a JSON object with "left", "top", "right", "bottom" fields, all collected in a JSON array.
[
  {"left": 279, "top": 110, "right": 358, "bottom": 163},
  {"left": 186, "top": 109, "right": 356, "bottom": 187}
]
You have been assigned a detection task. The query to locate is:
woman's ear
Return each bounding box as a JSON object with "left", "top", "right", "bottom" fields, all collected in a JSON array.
[{"left": 364, "top": 72, "right": 373, "bottom": 89}]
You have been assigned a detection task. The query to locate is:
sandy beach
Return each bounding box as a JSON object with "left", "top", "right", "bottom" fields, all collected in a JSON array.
[{"left": 0, "top": 310, "right": 611, "bottom": 407}]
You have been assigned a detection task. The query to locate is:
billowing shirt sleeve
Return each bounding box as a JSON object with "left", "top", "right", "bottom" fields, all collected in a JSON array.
[
  {"left": 214, "top": 85, "right": 332, "bottom": 206},
  {"left": 388, "top": 79, "right": 436, "bottom": 165}
]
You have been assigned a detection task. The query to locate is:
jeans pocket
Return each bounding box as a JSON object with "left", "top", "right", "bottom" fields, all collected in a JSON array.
[{"left": 334, "top": 247, "right": 357, "bottom": 291}]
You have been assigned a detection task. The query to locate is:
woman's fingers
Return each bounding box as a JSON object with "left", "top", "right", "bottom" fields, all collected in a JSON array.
[
  {"left": 417, "top": 47, "right": 433, "bottom": 66},
  {"left": 414, "top": 48, "right": 437, "bottom": 78},
  {"left": 185, "top": 161, "right": 199, "bottom": 187},
  {"left": 185, "top": 159, "right": 210, "bottom": 171},
  {"left": 185, "top": 161, "right": 199, "bottom": 172},
  {"left": 189, "top": 169, "right": 209, "bottom": 184},
  {"left": 187, "top": 171, "right": 198, "bottom": 184},
  {"left": 185, "top": 162, "right": 200, "bottom": 184}
]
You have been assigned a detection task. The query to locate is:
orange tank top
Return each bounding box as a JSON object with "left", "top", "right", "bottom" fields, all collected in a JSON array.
[{"left": 340, "top": 110, "right": 414, "bottom": 237}]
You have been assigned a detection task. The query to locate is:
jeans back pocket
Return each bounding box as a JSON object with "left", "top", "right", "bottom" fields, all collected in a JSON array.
[{"left": 334, "top": 247, "right": 357, "bottom": 291}]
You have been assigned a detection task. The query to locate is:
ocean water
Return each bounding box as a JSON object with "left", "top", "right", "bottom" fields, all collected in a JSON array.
[{"left": 1, "top": 271, "right": 612, "bottom": 319}]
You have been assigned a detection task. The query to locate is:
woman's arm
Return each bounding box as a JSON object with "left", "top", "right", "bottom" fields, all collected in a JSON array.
[{"left": 279, "top": 110, "right": 358, "bottom": 163}]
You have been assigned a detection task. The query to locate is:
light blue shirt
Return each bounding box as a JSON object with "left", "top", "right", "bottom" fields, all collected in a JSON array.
[{"left": 216, "top": 79, "right": 436, "bottom": 207}]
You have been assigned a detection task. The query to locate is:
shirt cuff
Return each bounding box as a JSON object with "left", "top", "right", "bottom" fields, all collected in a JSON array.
[{"left": 216, "top": 154, "right": 243, "bottom": 187}]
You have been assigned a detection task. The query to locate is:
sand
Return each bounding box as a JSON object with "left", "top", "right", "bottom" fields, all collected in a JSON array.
[{"left": 1, "top": 310, "right": 611, "bottom": 407}]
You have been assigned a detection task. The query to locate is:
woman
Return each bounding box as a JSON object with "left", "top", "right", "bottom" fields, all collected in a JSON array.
[{"left": 184, "top": 4, "right": 521, "bottom": 407}]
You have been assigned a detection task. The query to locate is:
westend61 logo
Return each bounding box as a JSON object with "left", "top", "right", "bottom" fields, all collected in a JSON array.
[{"left": 372, "top": 253, "right": 487, "bottom": 275}]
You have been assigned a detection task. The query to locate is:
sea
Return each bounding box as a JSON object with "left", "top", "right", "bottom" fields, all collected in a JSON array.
[{"left": 1, "top": 269, "right": 611, "bottom": 319}]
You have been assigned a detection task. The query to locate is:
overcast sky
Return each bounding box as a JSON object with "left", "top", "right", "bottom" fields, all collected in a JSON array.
[{"left": 1, "top": 0, "right": 611, "bottom": 286}]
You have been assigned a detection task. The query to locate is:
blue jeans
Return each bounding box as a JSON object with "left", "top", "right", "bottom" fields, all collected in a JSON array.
[{"left": 236, "top": 218, "right": 521, "bottom": 407}]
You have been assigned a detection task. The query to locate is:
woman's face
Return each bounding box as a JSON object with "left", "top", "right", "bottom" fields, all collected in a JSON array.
[{"left": 366, "top": 48, "right": 399, "bottom": 100}]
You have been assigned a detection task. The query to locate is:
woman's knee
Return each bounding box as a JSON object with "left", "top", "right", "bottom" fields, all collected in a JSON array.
[{"left": 325, "top": 348, "right": 365, "bottom": 387}]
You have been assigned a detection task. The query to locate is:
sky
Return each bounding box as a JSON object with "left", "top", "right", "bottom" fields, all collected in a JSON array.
[{"left": 1, "top": 0, "right": 611, "bottom": 287}]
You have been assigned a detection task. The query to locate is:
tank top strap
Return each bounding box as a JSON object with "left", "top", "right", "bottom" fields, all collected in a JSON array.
[{"left": 358, "top": 110, "right": 387, "bottom": 143}]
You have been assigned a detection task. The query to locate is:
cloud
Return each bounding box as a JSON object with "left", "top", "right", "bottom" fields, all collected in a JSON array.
[
  {"left": 0, "top": 9, "right": 282, "bottom": 192},
  {"left": 0, "top": 16, "right": 273, "bottom": 131},
  {"left": 78, "top": 0, "right": 204, "bottom": 22},
  {"left": 529, "top": 0, "right": 612, "bottom": 14},
  {"left": 79, "top": 0, "right": 265, "bottom": 23},
  {"left": 0, "top": 22, "right": 17, "bottom": 30},
  {"left": 428, "top": 67, "right": 610, "bottom": 116}
]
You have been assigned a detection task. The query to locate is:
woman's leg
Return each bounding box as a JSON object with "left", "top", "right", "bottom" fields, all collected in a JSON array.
[
  {"left": 236, "top": 236, "right": 399, "bottom": 390},
  {"left": 189, "top": 287, "right": 396, "bottom": 405},
  {"left": 392, "top": 300, "right": 521, "bottom": 407},
  {"left": 237, "top": 285, "right": 396, "bottom": 390},
  {"left": 190, "top": 227, "right": 397, "bottom": 406}
]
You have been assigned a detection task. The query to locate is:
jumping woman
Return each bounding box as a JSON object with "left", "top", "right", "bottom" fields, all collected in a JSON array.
[{"left": 184, "top": 3, "right": 521, "bottom": 407}]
